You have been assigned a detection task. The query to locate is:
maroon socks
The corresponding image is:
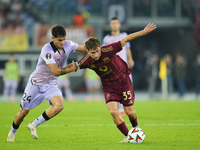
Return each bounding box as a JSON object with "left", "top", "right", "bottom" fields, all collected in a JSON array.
[
  {"left": 129, "top": 117, "right": 138, "bottom": 127},
  {"left": 117, "top": 122, "right": 129, "bottom": 136}
]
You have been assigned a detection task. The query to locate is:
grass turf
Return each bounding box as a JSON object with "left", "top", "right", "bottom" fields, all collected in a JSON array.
[{"left": 0, "top": 100, "right": 200, "bottom": 150}]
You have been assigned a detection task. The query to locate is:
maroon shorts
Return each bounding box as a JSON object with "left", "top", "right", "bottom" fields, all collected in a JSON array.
[{"left": 103, "top": 75, "right": 135, "bottom": 106}]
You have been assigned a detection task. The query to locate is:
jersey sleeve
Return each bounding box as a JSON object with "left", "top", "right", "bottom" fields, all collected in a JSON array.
[
  {"left": 41, "top": 44, "right": 56, "bottom": 64},
  {"left": 78, "top": 54, "right": 91, "bottom": 69},
  {"left": 101, "top": 41, "right": 122, "bottom": 56},
  {"left": 65, "top": 40, "right": 79, "bottom": 53}
]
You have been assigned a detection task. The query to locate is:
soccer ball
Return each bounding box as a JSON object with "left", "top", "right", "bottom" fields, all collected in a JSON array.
[{"left": 128, "top": 127, "right": 145, "bottom": 144}]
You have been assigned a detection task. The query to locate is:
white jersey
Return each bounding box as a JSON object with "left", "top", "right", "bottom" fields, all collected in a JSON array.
[
  {"left": 29, "top": 40, "right": 78, "bottom": 86},
  {"left": 103, "top": 32, "right": 131, "bottom": 64}
]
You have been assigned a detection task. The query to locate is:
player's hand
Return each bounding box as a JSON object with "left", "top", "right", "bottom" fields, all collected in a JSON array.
[
  {"left": 72, "top": 61, "right": 78, "bottom": 72},
  {"left": 143, "top": 23, "right": 157, "bottom": 35},
  {"left": 67, "top": 63, "right": 74, "bottom": 68}
]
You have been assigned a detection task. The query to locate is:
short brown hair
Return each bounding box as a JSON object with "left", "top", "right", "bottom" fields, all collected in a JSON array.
[{"left": 85, "top": 37, "right": 100, "bottom": 51}]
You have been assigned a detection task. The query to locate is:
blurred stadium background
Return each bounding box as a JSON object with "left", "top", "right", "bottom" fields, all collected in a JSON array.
[{"left": 0, "top": 0, "right": 200, "bottom": 100}]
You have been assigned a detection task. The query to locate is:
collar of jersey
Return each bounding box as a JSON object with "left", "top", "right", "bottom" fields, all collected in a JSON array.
[{"left": 50, "top": 41, "right": 65, "bottom": 54}]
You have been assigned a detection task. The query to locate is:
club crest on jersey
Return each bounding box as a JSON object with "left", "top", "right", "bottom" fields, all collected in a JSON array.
[
  {"left": 46, "top": 53, "right": 52, "bottom": 59},
  {"left": 103, "top": 57, "right": 110, "bottom": 63},
  {"left": 107, "top": 94, "right": 110, "bottom": 99}
]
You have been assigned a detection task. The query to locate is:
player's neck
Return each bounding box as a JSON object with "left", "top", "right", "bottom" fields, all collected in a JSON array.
[
  {"left": 58, "top": 49, "right": 63, "bottom": 55},
  {"left": 55, "top": 45, "right": 63, "bottom": 55},
  {"left": 111, "top": 30, "right": 120, "bottom": 35}
]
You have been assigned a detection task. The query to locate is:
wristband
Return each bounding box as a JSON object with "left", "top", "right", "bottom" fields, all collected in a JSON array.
[{"left": 75, "top": 62, "right": 80, "bottom": 70}]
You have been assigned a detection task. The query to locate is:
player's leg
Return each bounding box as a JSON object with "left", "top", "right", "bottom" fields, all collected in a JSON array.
[
  {"left": 7, "top": 80, "right": 37, "bottom": 142},
  {"left": 29, "top": 96, "right": 64, "bottom": 139},
  {"left": 107, "top": 101, "right": 123, "bottom": 124},
  {"left": 27, "top": 85, "right": 63, "bottom": 139},
  {"left": 46, "top": 96, "right": 64, "bottom": 118},
  {"left": 123, "top": 105, "right": 138, "bottom": 128},
  {"left": 7, "top": 108, "right": 30, "bottom": 142},
  {"left": 122, "top": 75, "right": 138, "bottom": 127},
  {"left": 106, "top": 101, "right": 129, "bottom": 136},
  {"left": 107, "top": 101, "right": 130, "bottom": 143}
]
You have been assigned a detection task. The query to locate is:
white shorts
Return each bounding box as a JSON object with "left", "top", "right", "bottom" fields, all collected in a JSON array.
[
  {"left": 20, "top": 80, "right": 62, "bottom": 110},
  {"left": 86, "top": 80, "right": 101, "bottom": 89}
]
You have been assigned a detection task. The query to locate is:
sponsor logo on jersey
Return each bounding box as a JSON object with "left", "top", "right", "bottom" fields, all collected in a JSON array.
[
  {"left": 90, "top": 64, "right": 95, "bottom": 68},
  {"left": 99, "top": 65, "right": 108, "bottom": 72},
  {"left": 128, "top": 100, "right": 133, "bottom": 105},
  {"left": 71, "top": 41, "right": 75, "bottom": 46}
]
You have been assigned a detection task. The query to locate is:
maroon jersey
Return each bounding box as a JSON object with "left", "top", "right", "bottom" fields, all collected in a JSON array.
[
  {"left": 78, "top": 41, "right": 132, "bottom": 86},
  {"left": 79, "top": 41, "right": 134, "bottom": 105}
]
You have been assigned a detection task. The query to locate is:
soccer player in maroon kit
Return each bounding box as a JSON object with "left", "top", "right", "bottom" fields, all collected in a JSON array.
[{"left": 76, "top": 23, "right": 157, "bottom": 143}]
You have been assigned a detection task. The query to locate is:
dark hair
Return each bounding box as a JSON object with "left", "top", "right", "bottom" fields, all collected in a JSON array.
[
  {"left": 85, "top": 37, "right": 100, "bottom": 51},
  {"left": 51, "top": 25, "right": 66, "bottom": 38},
  {"left": 110, "top": 17, "right": 119, "bottom": 21}
]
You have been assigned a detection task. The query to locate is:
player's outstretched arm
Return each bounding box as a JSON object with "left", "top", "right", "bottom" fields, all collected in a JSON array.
[
  {"left": 121, "top": 23, "right": 157, "bottom": 47},
  {"left": 47, "top": 61, "right": 78, "bottom": 76},
  {"left": 76, "top": 45, "right": 87, "bottom": 53}
]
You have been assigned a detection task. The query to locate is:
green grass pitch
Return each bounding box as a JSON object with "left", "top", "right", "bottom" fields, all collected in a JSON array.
[{"left": 0, "top": 100, "right": 200, "bottom": 150}]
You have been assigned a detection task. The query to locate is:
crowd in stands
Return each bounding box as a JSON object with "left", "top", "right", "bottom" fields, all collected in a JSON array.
[
  {"left": 0, "top": 0, "right": 22, "bottom": 28},
  {"left": 0, "top": 0, "right": 196, "bottom": 29},
  {"left": 133, "top": 50, "right": 200, "bottom": 99}
]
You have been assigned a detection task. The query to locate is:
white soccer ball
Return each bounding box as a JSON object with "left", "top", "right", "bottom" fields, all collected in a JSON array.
[{"left": 128, "top": 127, "right": 145, "bottom": 144}]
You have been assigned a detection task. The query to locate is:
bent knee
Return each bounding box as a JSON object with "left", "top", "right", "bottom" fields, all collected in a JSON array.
[
  {"left": 125, "top": 109, "right": 136, "bottom": 116},
  {"left": 54, "top": 104, "right": 64, "bottom": 113},
  {"left": 20, "top": 108, "right": 29, "bottom": 116},
  {"left": 126, "top": 111, "right": 134, "bottom": 116},
  {"left": 109, "top": 109, "right": 119, "bottom": 117}
]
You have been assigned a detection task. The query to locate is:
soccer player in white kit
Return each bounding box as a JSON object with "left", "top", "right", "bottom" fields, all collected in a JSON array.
[
  {"left": 7, "top": 25, "right": 84, "bottom": 142},
  {"left": 103, "top": 17, "right": 134, "bottom": 117}
]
